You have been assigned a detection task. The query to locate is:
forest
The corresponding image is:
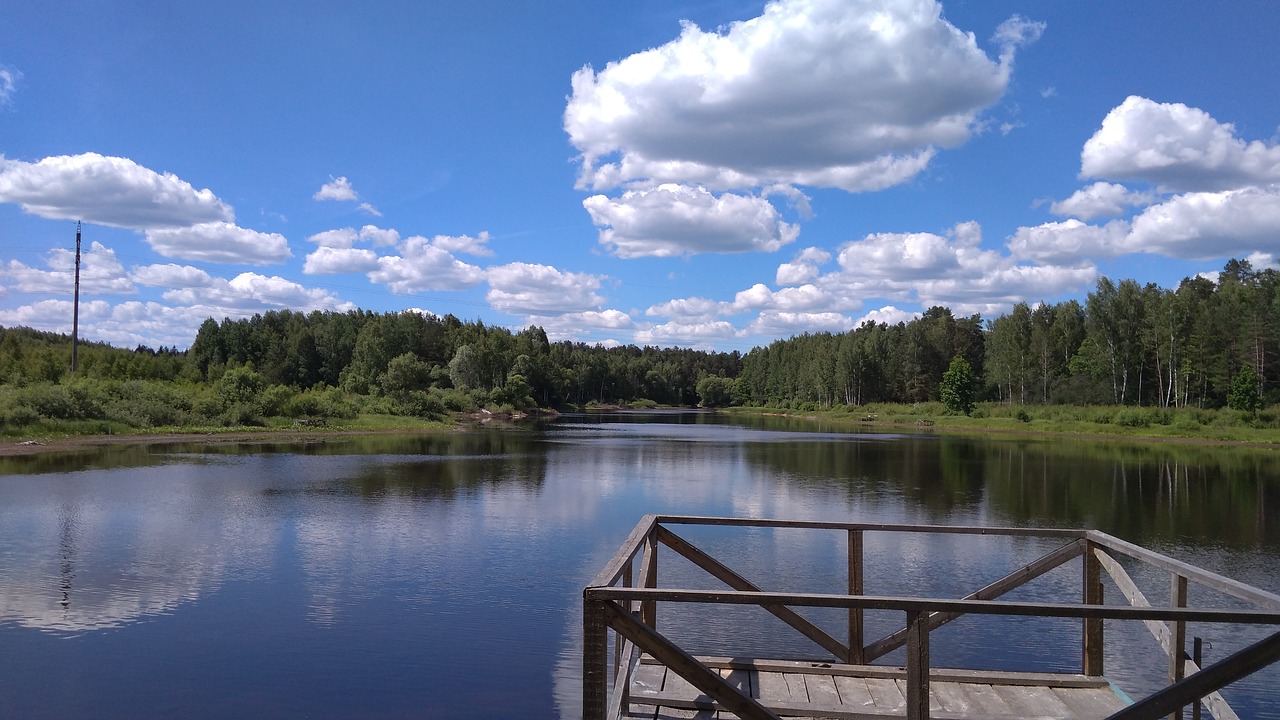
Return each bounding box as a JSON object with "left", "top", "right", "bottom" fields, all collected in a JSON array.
[{"left": 0, "top": 259, "right": 1275, "bottom": 434}]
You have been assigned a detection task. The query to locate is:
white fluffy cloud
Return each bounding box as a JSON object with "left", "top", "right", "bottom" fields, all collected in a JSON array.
[
  {"left": 313, "top": 176, "right": 359, "bottom": 202},
  {"left": 367, "top": 236, "right": 485, "bottom": 293},
  {"left": 634, "top": 320, "right": 739, "bottom": 346},
  {"left": 2, "top": 242, "right": 135, "bottom": 294},
  {"left": 485, "top": 262, "right": 605, "bottom": 314},
  {"left": 855, "top": 305, "right": 920, "bottom": 327},
  {"left": 1081, "top": 96, "right": 1280, "bottom": 192},
  {"left": 745, "top": 311, "right": 853, "bottom": 336},
  {"left": 131, "top": 263, "right": 214, "bottom": 288},
  {"left": 162, "top": 272, "right": 351, "bottom": 313},
  {"left": 145, "top": 221, "right": 291, "bottom": 264},
  {"left": 565, "top": 0, "right": 1028, "bottom": 193},
  {"left": 432, "top": 231, "right": 492, "bottom": 257},
  {"left": 805, "top": 221, "right": 1097, "bottom": 315},
  {"left": 775, "top": 247, "right": 832, "bottom": 285},
  {"left": 645, "top": 296, "right": 723, "bottom": 320},
  {"left": 0, "top": 153, "right": 233, "bottom": 229},
  {"left": 1049, "top": 182, "right": 1155, "bottom": 220},
  {"left": 303, "top": 246, "right": 380, "bottom": 274},
  {"left": 1007, "top": 219, "right": 1130, "bottom": 264},
  {"left": 521, "top": 310, "right": 634, "bottom": 344},
  {"left": 584, "top": 184, "right": 798, "bottom": 257},
  {"left": 1127, "top": 185, "right": 1280, "bottom": 259},
  {"left": 306, "top": 225, "right": 402, "bottom": 249}
]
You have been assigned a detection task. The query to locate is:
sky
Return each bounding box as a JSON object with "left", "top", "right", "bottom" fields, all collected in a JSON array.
[{"left": 2, "top": 0, "right": 1280, "bottom": 353}]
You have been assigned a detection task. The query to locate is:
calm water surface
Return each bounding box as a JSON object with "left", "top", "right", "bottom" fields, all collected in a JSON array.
[{"left": 0, "top": 411, "right": 1277, "bottom": 718}]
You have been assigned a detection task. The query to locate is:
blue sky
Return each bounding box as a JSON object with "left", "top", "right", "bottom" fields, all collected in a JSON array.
[{"left": 3, "top": 1, "right": 1279, "bottom": 352}]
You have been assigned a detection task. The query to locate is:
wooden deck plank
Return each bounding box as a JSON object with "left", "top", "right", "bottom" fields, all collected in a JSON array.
[
  {"left": 1053, "top": 685, "right": 1127, "bottom": 717},
  {"left": 630, "top": 658, "right": 1133, "bottom": 719},
  {"left": 784, "top": 673, "right": 811, "bottom": 703},
  {"left": 804, "top": 674, "right": 842, "bottom": 709},
  {"left": 754, "top": 671, "right": 791, "bottom": 703},
  {"left": 930, "top": 682, "right": 976, "bottom": 714},
  {"left": 991, "top": 684, "right": 1076, "bottom": 716},
  {"left": 864, "top": 677, "right": 904, "bottom": 712},
  {"left": 956, "top": 682, "right": 1016, "bottom": 715},
  {"left": 832, "top": 675, "right": 877, "bottom": 711},
  {"left": 632, "top": 663, "right": 667, "bottom": 699}
]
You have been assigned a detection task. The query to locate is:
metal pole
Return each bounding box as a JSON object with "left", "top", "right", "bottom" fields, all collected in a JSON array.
[{"left": 71, "top": 221, "right": 82, "bottom": 373}]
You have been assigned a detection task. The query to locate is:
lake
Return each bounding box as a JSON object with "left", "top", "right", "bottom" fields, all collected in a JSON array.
[{"left": 1, "top": 411, "right": 1277, "bottom": 718}]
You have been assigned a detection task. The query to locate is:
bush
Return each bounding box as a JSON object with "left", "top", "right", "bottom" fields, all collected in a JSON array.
[
  {"left": 394, "top": 390, "right": 446, "bottom": 419},
  {"left": 1113, "top": 409, "right": 1150, "bottom": 428},
  {"left": 1015, "top": 409, "right": 1032, "bottom": 423}
]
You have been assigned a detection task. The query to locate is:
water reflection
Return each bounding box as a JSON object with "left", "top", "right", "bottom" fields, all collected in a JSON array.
[{"left": 0, "top": 414, "right": 1276, "bottom": 719}]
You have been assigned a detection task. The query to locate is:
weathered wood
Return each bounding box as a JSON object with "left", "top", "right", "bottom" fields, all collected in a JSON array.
[
  {"left": 1093, "top": 549, "right": 1240, "bottom": 720},
  {"left": 906, "top": 610, "right": 930, "bottom": 720},
  {"left": 672, "top": 656, "right": 1115, "bottom": 688},
  {"left": 591, "top": 517, "right": 1280, "bottom": 720},
  {"left": 864, "top": 539, "right": 1085, "bottom": 661},
  {"left": 849, "top": 528, "right": 865, "bottom": 664},
  {"left": 641, "top": 533, "right": 658, "bottom": 628},
  {"left": 805, "top": 673, "right": 842, "bottom": 710},
  {"left": 590, "top": 514, "right": 658, "bottom": 588},
  {"left": 590, "top": 587, "right": 1280, "bottom": 624},
  {"left": 1087, "top": 531, "right": 1280, "bottom": 612},
  {"left": 991, "top": 684, "right": 1075, "bottom": 717},
  {"left": 602, "top": 600, "right": 780, "bottom": 720},
  {"left": 655, "top": 525, "right": 850, "bottom": 660},
  {"left": 864, "top": 677, "right": 905, "bottom": 712},
  {"left": 1168, "top": 573, "right": 1187, "bottom": 720},
  {"left": 584, "top": 597, "right": 610, "bottom": 720},
  {"left": 1084, "top": 541, "right": 1104, "bottom": 676},
  {"left": 1106, "top": 630, "right": 1280, "bottom": 720},
  {"left": 834, "top": 675, "right": 877, "bottom": 710},
  {"left": 655, "top": 515, "right": 1088, "bottom": 540}
]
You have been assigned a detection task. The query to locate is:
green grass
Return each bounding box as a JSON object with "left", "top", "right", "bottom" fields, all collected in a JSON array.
[{"left": 726, "top": 402, "right": 1280, "bottom": 445}]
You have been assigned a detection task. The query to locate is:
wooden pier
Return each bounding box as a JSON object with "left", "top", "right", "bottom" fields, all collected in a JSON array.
[{"left": 583, "top": 516, "right": 1280, "bottom": 720}]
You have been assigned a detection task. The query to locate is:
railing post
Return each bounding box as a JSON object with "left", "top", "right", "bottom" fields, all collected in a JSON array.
[
  {"left": 614, "top": 563, "right": 632, "bottom": 687},
  {"left": 641, "top": 530, "right": 658, "bottom": 628},
  {"left": 906, "top": 609, "right": 930, "bottom": 720},
  {"left": 583, "top": 593, "right": 609, "bottom": 720},
  {"left": 1169, "top": 573, "right": 1188, "bottom": 720},
  {"left": 1084, "top": 542, "right": 1104, "bottom": 676},
  {"left": 848, "top": 529, "right": 865, "bottom": 664}
]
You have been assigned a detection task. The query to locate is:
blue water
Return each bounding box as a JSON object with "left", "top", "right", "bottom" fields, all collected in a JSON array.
[{"left": 0, "top": 412, "right": 1276, "bottom": 718}]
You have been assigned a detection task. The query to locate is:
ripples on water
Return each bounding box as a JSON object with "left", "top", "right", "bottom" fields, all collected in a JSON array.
[{"left": 0, "top": 415, "right": 1276, "bottom": 718}]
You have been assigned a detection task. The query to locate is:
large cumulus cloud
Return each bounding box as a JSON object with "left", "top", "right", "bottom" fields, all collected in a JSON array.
[{"left": 565, "top": 0, "right": 1030, "bottom": 194}]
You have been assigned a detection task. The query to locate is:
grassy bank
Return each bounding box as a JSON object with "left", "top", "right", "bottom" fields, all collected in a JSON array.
[{"left": 725, "top": 402, "right": 1280, "bottom": 445}]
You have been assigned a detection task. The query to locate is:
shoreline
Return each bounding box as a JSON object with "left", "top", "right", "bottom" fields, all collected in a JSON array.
[{"left": 3, "top": 411, "right": 1278, "bottom": 458}]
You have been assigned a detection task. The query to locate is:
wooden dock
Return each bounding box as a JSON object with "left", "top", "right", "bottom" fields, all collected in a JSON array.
[
  {"left": 627, "top": 657, "right": 1129, "bottom": 719},
  {"left": 583, "top": 516, "right": 1280, "bottom": 720}
]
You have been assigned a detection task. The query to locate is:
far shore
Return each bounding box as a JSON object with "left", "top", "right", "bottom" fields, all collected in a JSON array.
[{"left": 3, "top": 406, "right": 1279, "bottom": 459}]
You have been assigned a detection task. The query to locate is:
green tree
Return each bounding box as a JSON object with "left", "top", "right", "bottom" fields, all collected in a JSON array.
[
  {"left": 940, "top": 355, "right": 976, "bottom": 415},
  {"left": 1227, "top": 364, "right": 1262, "bottom": 412},
  {"left": 696, "top": 375, "right": 733, "bottom": 408}
]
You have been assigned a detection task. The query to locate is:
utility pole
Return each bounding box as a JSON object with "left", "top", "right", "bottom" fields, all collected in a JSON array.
[{"left": 71, "top": 221, "right": 81, "bottom": 373}]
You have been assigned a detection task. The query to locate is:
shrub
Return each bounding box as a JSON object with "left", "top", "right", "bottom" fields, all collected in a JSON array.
[
  {"left": 1113, "top": 409, "right": 1150, "bottom": 428},
  {"left": 1015, "top": 409, "right": 1032, "bottom": 423}
]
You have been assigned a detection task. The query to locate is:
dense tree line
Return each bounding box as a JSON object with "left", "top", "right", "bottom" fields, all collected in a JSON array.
[
  {"left": 0, "top": 259, "right": 1274, "bottom": 434},
  {"left": 738, "top": 259, "right": 1277, "bottom": 410}
]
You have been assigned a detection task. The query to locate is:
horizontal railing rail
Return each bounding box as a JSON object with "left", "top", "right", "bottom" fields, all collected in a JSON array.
[{"left": 583, "top": 515, "right": 1280, "bottom": 720}]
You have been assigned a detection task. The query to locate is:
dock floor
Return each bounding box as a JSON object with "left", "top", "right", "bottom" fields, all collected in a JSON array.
[{"left": 626, "top": 657, "right": 1129, "bottom": 719}]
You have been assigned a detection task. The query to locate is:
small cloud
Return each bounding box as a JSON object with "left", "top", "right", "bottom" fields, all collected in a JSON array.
[
  {"left": 1041, "top": 86, "right": 1058, "bottom": 99},
  {"left": 313, "top": 176, "right": 359, "bottom": 202},
  {"left": 357, "top": 202, "right": 382, "bottom": 217},
  {"left": 999, "top": 122, "right": 1024, "bottom": 136},
  {"left": 0, "top": 65, "right": 20, "bottom": 106},
  {"left": 992, "top": 15, "right": 1046, "bottom": 65}
]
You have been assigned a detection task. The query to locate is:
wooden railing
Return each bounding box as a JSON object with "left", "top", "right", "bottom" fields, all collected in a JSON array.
[{"left": 582, "top": 515, "right": 1280, "bottom": 720}]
